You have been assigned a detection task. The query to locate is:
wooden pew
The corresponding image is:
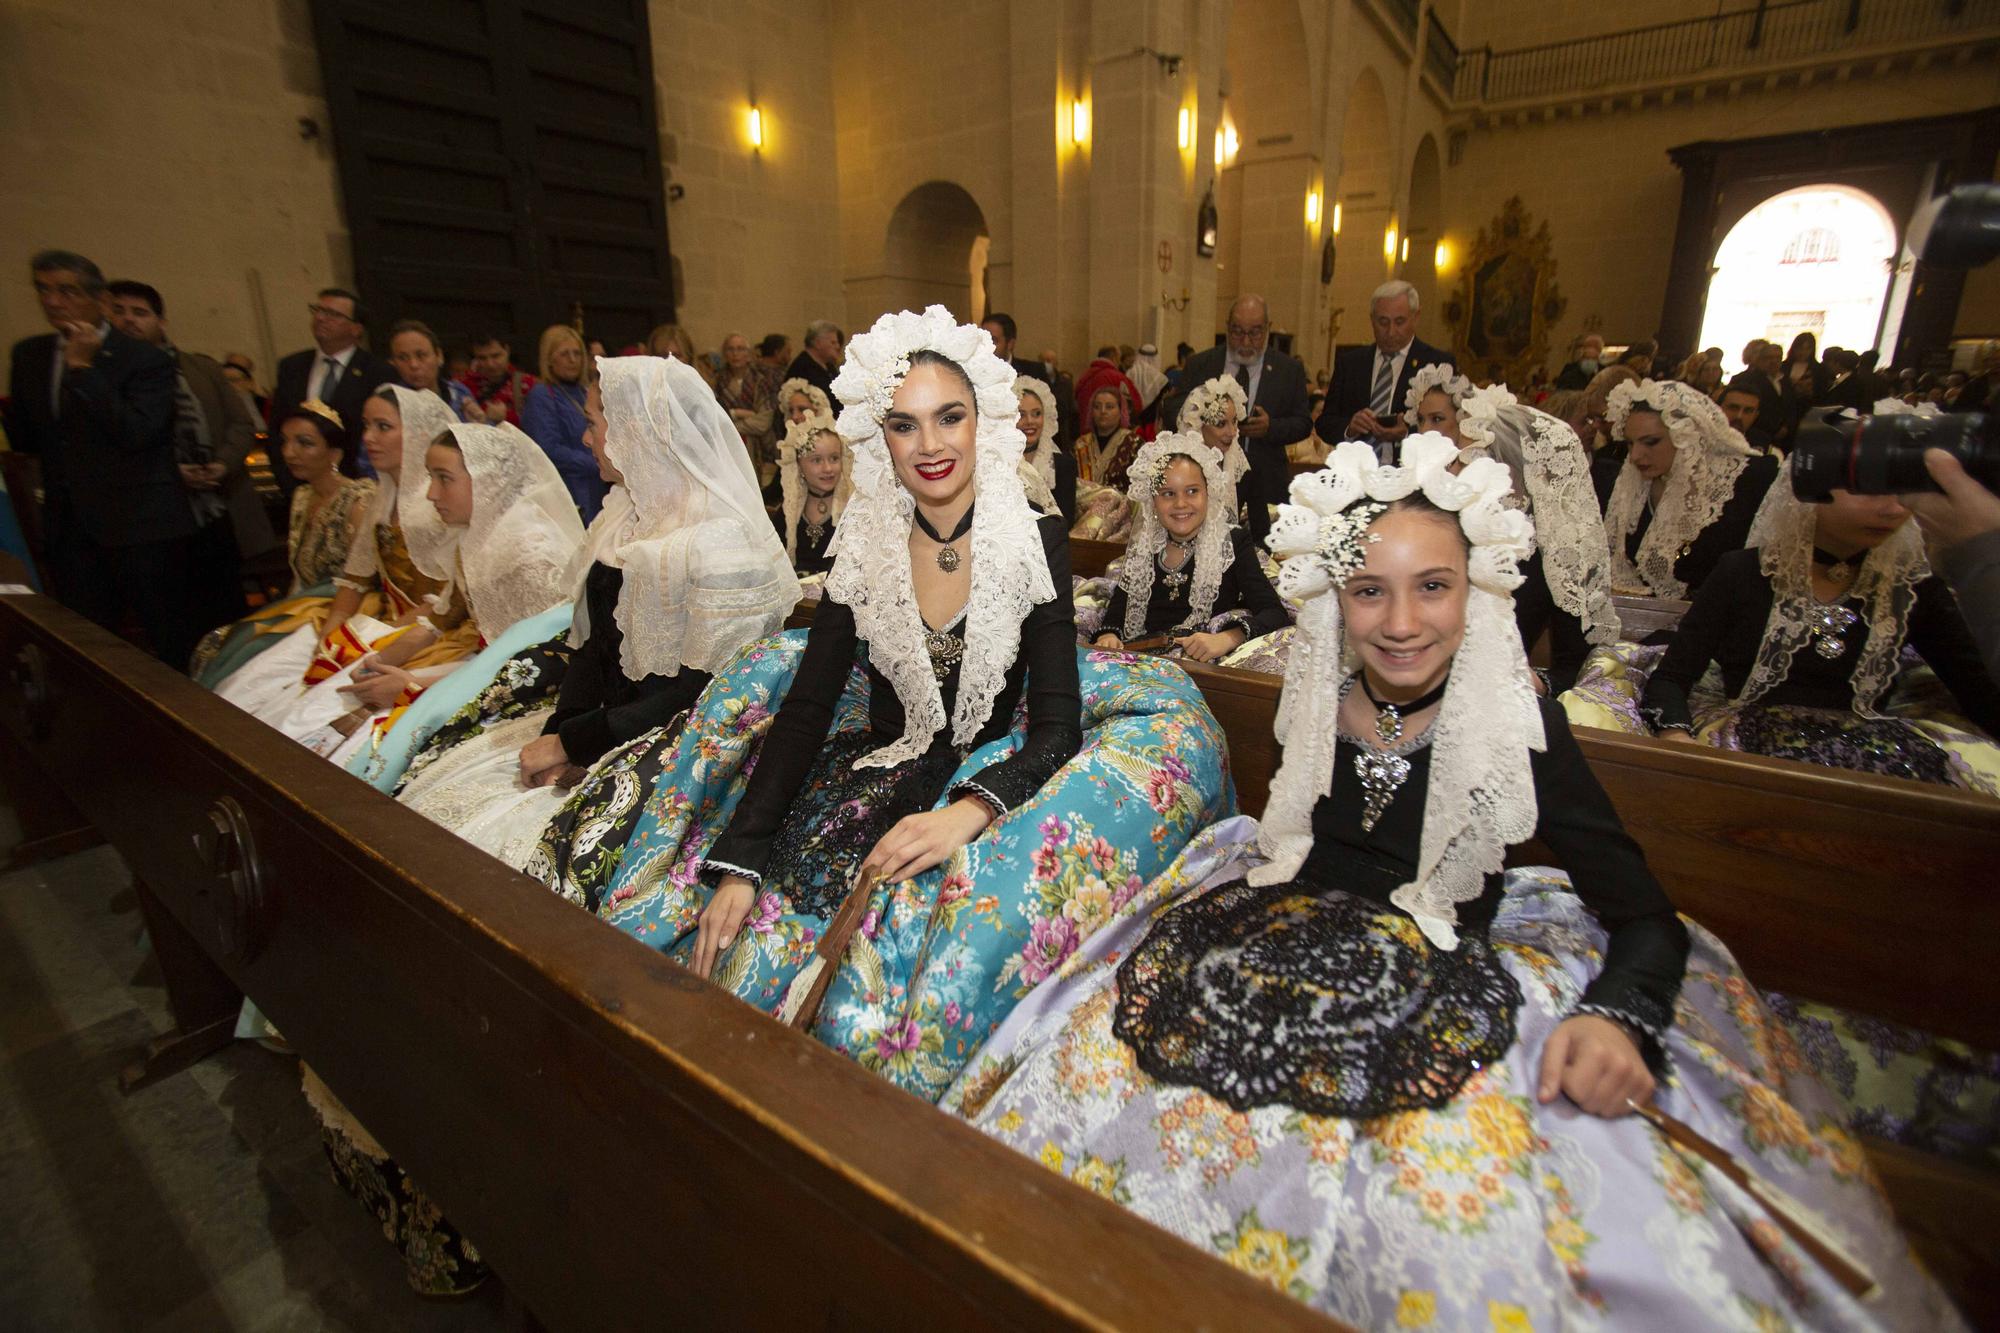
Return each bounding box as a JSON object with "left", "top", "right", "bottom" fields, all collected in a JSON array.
[
  {"left": 0, "top": 591, "right": 1340, "bottom": 1333},
  {"left": 1068, "top": 536, "right": 1121, "bottom": 579}
]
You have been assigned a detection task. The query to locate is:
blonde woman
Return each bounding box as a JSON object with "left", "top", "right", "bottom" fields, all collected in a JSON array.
[{"left": 521, "top": 323, "right": 602, "bottom": 520}]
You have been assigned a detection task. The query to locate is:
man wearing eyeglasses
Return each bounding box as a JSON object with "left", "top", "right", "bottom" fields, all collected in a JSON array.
[
  {"left": 1160, "top": 294, "right": 1313, "bottom": 527},
  {"left": 268, "top": 287, "right": 393, "bottom": 486}
]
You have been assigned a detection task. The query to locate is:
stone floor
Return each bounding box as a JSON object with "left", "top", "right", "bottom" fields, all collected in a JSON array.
[{"left": 0, "top": 804, "right": 528, "bottom": 1332}]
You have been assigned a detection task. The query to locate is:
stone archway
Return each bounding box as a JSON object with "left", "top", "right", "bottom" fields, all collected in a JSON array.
[
  {"left": 1697, "top": 184, "right": 1899, "bottom": 364},
  {"left": 1404, "top": 134, "right": 1443, "bottom": 315},
  {"left": 860, "top": 181, "right": 992, "bottom": 325}
]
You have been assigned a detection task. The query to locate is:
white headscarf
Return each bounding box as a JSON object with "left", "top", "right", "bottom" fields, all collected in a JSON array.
[
  {"left": 829, "top": 305, "right": 1055, "bottom": 768},
  {"left": 1014, "top": 374, "right": 1061, "bottom": 496},
  {"left": 777, "top": 412, "right": 850, "bottom": 562},
  {"left": 1738, "top": 415, "right": 1931, "bottom": 714},
  {"left": 1422, "top": 380, "right": 1622, "bottom": 646},
  {"left": 1127, "top": 342, "right": 1168, "bottom": 409},
  {"left": 1175, "top": 375, "right": 1252, "bottom": 517},
  {"left": 1119, "top": 433, "right": 1234, "bottom": 640},
  {"left": 339, "top": 385, "right": 460, "bottom": 604},
  {"left": 1258, "top": 434, "right": 1539, "bottom": 950},
  {"left": 778, "top": 378, "right": 834, "bottom": 422},
  {"left": 429, "top": 422, "right": 585, "bottom": 634},
  {"left": 1604, "top": 378, "right": 1755, "bottom": 599},
  {"left": 574, "top": 355, "right": 801, "bottom": 679}
]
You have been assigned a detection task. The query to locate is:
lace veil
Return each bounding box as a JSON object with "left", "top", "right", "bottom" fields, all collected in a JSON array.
[
  {"left": 1014, "top": 374, "right": 1061, "bottom": 497},
  {"left": 777, "top": 412, "right": 850, "bottom": 562},
  {"left": 1473, "top": 401, "right": 1622, "bottom": 644},
  {"left": 828, "top": 305, "right": 1055, "bottom": 768},
  {"left": 1118, "top": 432, "right": 1233, "bottom": 639},
  {"left": 432, "top": 422, "right": 585, "bottom": 633},
  {"left": 1175, "top": 374, "right": 1252, "bottom": 515},
  {"left": 779, "top": 378, "right": 833, "bottom": 421},
  {"left": 341, "top": 386, "right": 460, "bottom": 599},
  {"left": 579, "top": 355, "right": 801, "bottom": 679},
  {"left": 1257, "top": 433, "right": 1541, "bottom": 950},
  {"left": 1603, "top": 378, "right": 1754, "bottom": 598},
  {"left": 1737, "top": 414, "right": 1929, "bottom": 713}
]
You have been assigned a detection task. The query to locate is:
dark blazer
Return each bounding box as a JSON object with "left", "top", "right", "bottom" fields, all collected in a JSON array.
[
  {"left": 1162, "top": 344, "right": 1312, "bottom": 515},
  {"left": 270, "top": 344, "right": 395, "bottom": 468},
  {"left": 5, "top": 328, "right": 191, "bottom": 547},
  {"left": 179, "top": 349, "right": 280, "bottom": 557},
  {"left": 1724, "top": 370, "right": 1794, "bottom": 451},
  {"left": 1316, "top": 337, "right": 1456, "bottom": 448},
  {"left": 783, "top": 350, "right": 840, "bottom": 412}
]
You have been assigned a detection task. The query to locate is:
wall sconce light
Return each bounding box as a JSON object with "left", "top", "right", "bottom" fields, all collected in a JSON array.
[
  {"left": 747, "top": 105, "right": 764, "bottom": 150},
  {"left": 1178, "top": 107, "right": 1192, "bottom": 152},
  {"left": 1071, "top": 98, "right": 1090, "bottom": 146},
  {"left": 1434, "top": 240, "right": 1449, "bottom": 271},
  {"left": 1400, "top": 236, "right": 1410, "bottom": 263},
  {"left": 1383, "top": 222, "right": 1398, "bottom": 260},
  {"left": 1225, "top": 124, "right": 1239, "bottom": 160},
  {"left": 1331, "top": 201, "right": 1342, "bottom": 235},
  {"left": 1305, "top": 189, "right": 1321, "bottom": 227},
  {"left": 1213, "top": 127, "right": 1225, "bottom": 169}
]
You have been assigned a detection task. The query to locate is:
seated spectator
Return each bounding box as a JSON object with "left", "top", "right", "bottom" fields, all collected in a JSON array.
[
  {"left": 386, "top": 319, "right": 475, "bottom": 420},
  {"left": 459, "top": 333, "right": 536, "bottom": 427},
  {"left": 783, "top": 319, "right": 844, "bottom": 410},
  {"left": 270, "top": 286, "right": 394, "bottom": 483},
  {"left": 714, "top": 331, "right": 779, "bottom": 475},
  {"left": 757, "top": 332, "right": 792, "bottom": 372},
  {"left": 1555, "top": 332, "right": 1604, "bottom": 389},
  {"left": 520, "top": 324, "right": 605, "bottom": 521}
]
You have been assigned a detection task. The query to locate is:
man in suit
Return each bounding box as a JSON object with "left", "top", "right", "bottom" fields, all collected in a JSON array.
[
  {"left": 106, "top": 279, "right": 281, "bottom": 636},
  {"left": 1162, "top": 294, "right": 1314, "bottom": 518},
  {"left": 269, "top": 286, "right": 393, "bottom": 488},
  {"left": 979, "top": 312, "right": 1046, "bottom": 385},
  {"left": 784, "top": 319, "right": 845, "bottom": 412},
  {"left": 1315, "top": 279, "right": 1455, "bottom": 463},
  {"left": 1725, "top": 339, "right": 1793, "bottom": 452},
  {"left": 4, "top": 249, "right": 197, "bottom": 665}
]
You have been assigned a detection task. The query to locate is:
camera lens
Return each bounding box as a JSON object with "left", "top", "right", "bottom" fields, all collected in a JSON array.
[{"left": 1792, "top": 411, "right": 1999, "bottom": 500}]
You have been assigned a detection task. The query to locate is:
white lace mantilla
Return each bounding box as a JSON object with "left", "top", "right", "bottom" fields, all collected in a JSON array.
[
  {"left": 434, "top": 422, "right": 585, "bottom": 636},
  {"left": 339, "top": 386, "right": 462, "bottom": 601},
  {"left": 1119, "top": 432, "right": 1234, "bottom": 639},
  {"left": 1603, "top": 378, "right": 1754, "bottom": 599},
  {"left": 1015, "top": 374, "right": 1061, "bottom": 498},
  {"left": 777, "top": 411, "right": 849, "bottom": 561}
]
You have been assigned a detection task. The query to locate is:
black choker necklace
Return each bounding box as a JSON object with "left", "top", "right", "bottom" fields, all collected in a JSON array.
[
  {"left": 912, "top": 503, "right": 975, "bottom": 573},
  {"left": 1812, "top": 545, "right": 1859, "bottom": 587},
  {"left": 1359, "top": 673, "right": 1449, "bottom": 745}
]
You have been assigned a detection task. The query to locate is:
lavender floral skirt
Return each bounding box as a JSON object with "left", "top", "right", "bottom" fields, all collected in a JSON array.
[{"left": 946, "top": 819, "right": 1964, "bottom": 1330}]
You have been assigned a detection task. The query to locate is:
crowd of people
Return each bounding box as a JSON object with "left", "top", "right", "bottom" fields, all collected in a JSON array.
[{"left": 6, "top": 243, "right": 2000, "bottom": 1327}]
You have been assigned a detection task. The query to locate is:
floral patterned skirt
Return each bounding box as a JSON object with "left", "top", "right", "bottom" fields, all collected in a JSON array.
[
  {"left": 946, "top": 820, "right": 1965, "bottom": 1330},
  {"left": 526, "top": 713, "right": 695, "bottom": 914},
  {"left": 394, "top": 633, "right": 572, "bottom": 796},
  {"left": 542, "top": 634, "right": 1234, "bottom": 1101}
]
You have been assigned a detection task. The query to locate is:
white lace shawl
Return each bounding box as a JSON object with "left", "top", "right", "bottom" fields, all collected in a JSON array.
[
  {"left": 1257, "top": 434, "right": 1541, "bottom": 950},
  {"left": 1738, "top": 446, "right": 1929, "bottom": 714},
  {"left": 339, "top": 386, "right": 461, "bottom": 603},
  {"left": 1015, "top": 374, "right": 1061, "bottom": 497},
  {"left": 433, "top": 422, "right": 586, "bottom": 635},
  {"left": 1118, "top": 433, "right": 1233, "bottom": 639},
  {"left": 576, "top": 355, "right": 801, "bottom": 679},
  {"left": 1176, "top": 375, "right": 1252, "bottom": 518},
  {"left": 1474, "top": 401, "right": 1622, "bottom": 645},
  {"left": 1603, "top": 378, "right": 1755, "bottom": 599},
  {"left": 778, "top": 378, "right": 833, "bottom": 421},
  {"left": 828, "top": 305, "right": 1055, "bottom": 768},
  {"left": 777, "top": 412, "right": 850, "bottom": 561}
]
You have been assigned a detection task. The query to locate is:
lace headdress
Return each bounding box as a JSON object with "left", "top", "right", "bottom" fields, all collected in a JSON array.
[
  {"left": 1603, "top": 378, "right": 1754, "bottom": 598},
  {"left": 431, "top": 422, "right": 586, "bottom": 633},
  {"left": 828, "top": 305, "right": 1056, "bottom": 768},
  {"left": 778, "top": 377, "right": 833, "bottom": 421},
  {"left": 576, "top": 355, "right": 801, "bottom": 679},
  {"left": 336, "top": 386, "right": 460, "bottom": 605},
  {"left": 1257, "top": 433, "right": 1541, "bottom": 951},
  {"left": 777, "top": 412, "right": 850, "bottom": 562},
  {"left": 1401, "top": 365, "right": 1515, "bottom": 461},
  {"left": 1175, "top": 374, "right": 1252, "bottom": 513},
  {"left": 1118, "top": 433, "right": 1234, "bottom": 639},
  {"left": 1737, "top": 414, "right": 1930, "bottom": 714},
  {"left": 1014, "top": 374, "right": 1061, "bottom": 496}
]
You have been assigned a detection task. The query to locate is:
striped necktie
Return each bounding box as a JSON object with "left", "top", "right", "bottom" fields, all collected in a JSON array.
[{"left": 1369, "top": 352, "right": 1395, "bottom": 416}]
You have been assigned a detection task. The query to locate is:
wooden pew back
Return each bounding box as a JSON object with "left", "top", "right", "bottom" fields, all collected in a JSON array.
[{"left": 0, "top": 593, "right": 1339, "bottom": 1333}]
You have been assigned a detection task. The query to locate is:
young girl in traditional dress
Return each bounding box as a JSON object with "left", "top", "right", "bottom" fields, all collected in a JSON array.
[{"left": 774, "top": 412, "right": 850, "bottom": 576}]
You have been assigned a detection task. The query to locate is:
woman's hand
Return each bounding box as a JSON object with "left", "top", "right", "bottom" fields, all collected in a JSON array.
[
  {"left": 1092, "top": 632, "right": 1123, "bottom": 650},
  {"left": 337, "top": 659, "right": 417, "bottom": 710},
  {"left": 371, "top": 624, "right": 436, "bottom": 668},
  {"left": 861, "top": 798, "right": 994, "bottom": 887},
  {"left": 518, "top": 733, "right": 570, "bottom": 787},
  {"left": 1538, "top": 1014, "right": 1654, "bottom": 1117},
  {"left": 694, "top": 876, "right": 757, "bottom": 977},
  {"left": 1656, "top": 728, "right": 1700, "bottom": 745},
  {"left": 1174, "top": 629, "right": 1243, "bottom": 663}
]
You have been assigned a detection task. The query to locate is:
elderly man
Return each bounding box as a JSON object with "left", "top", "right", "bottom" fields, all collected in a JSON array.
[
  {"left": 1556, "top": 333, "right": 1605, "bottom": 390},
  {"left": 785, "top": 319, "right": 845, "bottom": 412},
  {"left": 269, "top": 286, "right": 393, "bottom": 484},
  {"left": 1165, "top": 294, "right": 1314, "bottom": 524},
  {"left": 4, "top": 250, "right": 197, "bottom": 665},
  {"left": 1316, "top": 279, "right": 1455, "bottom": 464}
]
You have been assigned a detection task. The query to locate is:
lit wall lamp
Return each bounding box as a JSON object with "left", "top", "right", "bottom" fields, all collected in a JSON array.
[
  {"left": 1225, "top": 124, "right": 1239, "bottom": 160},
  {"left": 1434, "top": 240, "right": 1449, "bottom": 271},
  {"left": 1331, "top": 201, "right": 1342, "bottom": 235},
  {"left": 747, "top": 105, "right": 764, "bottom": 151},
  {"left": 1305, "top": 189, "right": 1321, "bottom": 227},
  {"left": 1400, "top": 236, "right": 1410, "bottom": 263},
  {"left": 1178, "top": 107, "right": 1192, "bottom": 152},
  {"left": 1213, "top": 127, "right": 1225, "bottom": 169},
  {"left": 1071, "top": 98, "right": 1090, "bottom": 146},
  {"left": 1383, "top": 222, "right": 1398, "bottom": 260}
]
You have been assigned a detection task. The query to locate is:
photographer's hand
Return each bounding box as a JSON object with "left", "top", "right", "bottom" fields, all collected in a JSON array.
[{"left": 1901, "top": 449, "right": 2000, "bottom": 551}]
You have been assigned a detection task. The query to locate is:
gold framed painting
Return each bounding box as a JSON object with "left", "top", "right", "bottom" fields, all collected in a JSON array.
[{"left": 1444, "top": 196, "right": 1567, "bottom": 386}]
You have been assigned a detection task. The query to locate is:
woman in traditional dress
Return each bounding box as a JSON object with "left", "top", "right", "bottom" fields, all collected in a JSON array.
[
  {"left": 1016, "top": 374, "right": 1076, "bottom": 529},
  {"left": 520, "top": 322, "right": 605, "bottom": 522},
  {"left": 210, "top": 386, "right": 467, "bottom": 718},
  {"left": 190, "top": 403, "right": 374, "bottom": 682},
  {"left": 1405, "top": 366, "right": 1622, "bottom": 692},
  {"left": 1602, "top": 378, "right": 1778, "bottom": 602},
  {"left": 773, "top": 412, "right": 849, "bottom": 576},
  {"left": 1076, "top": 384, "right": 1141, "bottom": 491},
  {"left": 547, "top": 308, "right": 1231, "bottom": 1100},
  {"left": 779, "top": 376, "right": 834, "bottom": 426},
  {"left": 1090, "top": 433, "right": 1287, "bottom": 661},
  {"left": 1174, "top": 374, "right": 1259, "bottom": 541},
  {"left": 396, "top": 363, "right": 788, "bottom": 875},
  {"left": 948, "top": 434, "right": 1963, "bottom": 1330}
]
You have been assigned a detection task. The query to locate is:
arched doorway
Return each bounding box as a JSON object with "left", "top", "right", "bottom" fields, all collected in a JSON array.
[
  {"left": 1404, "top": 134, "right": 1443, "bottom": 314},
  {"left": 876, "top": 181, "right": 990, "bottom": 324},
  {"left": 1697, "top": 185, "right": 1898, "bottom": 364}
]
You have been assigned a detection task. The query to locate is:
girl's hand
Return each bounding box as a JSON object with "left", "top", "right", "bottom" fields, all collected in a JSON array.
[
  {"left": 518, "top": 733, "right": 570, "bottom": 787},
  {"left": 337, "top": 660, "right": 416, "bottom": 709},
  {"left": 1656, "top": 729, "right": 1700, "bottom": 745},
  {"left": 1092, "top": 632, "right": 1123, "bottom": 650},
  {"left": 1538, "top": 1014, "right": 1654, "bottom": 1118},
  {"left": 860, "top": 798, "right": 994, "bottom": 886},
  {"left": 1175, "top": 629, "right": 1242, "bottom": 663},
  {"left": 694, "top": 876, "right": 757, "bottom": 977}
]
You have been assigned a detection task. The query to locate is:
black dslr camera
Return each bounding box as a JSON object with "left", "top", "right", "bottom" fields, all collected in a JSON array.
[{"left": 1791, "top": 181, "right": 2000, "bottom": 502}]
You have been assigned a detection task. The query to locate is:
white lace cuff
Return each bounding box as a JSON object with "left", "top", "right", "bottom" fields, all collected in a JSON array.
[
  {"left": 949, "top": 780, "right": 1008, "bottom": 820},
  {"left": 701, "top": 858, "right": 763, "bottom": 888}
]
